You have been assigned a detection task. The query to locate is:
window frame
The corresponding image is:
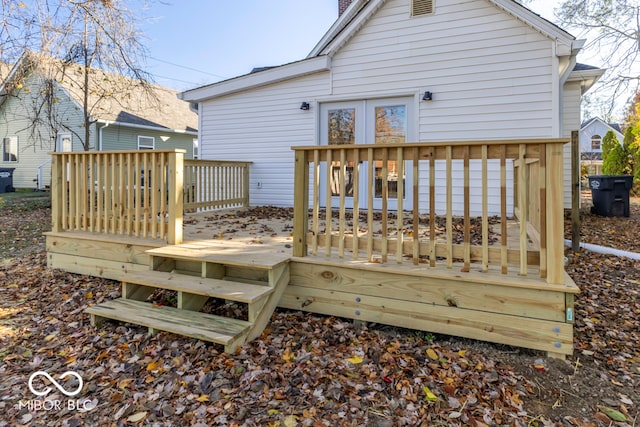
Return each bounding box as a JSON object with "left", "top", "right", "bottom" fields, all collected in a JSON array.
[
  {"left": 591, "top": 134, "right": 602, "bottom": 150},
  {"left": 137, "top": 135, "right": 155, "bottom": 150},
  {"left": 2, "top": 136, "right": 18, "bottom": 162}
]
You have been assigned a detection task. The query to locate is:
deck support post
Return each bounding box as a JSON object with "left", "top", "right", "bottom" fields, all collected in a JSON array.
[
  {"left": 293, "top": 150, "right": 309, "bottom": 257},
  {"left": 546, "top": 142, "right": 565, "bottom": 285},
  {"left": 50, "top": 154, "right": 63, "bottom": 233},
  {"left": 168, "top": 151, "right": 184, "bottom": 245}
]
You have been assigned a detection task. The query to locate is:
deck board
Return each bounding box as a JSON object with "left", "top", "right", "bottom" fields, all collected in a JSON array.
[
  {"left": 121, "top": 271, "right": 273, "bottom": 303},
  {"left": 86, "top": 298, "right": 250, "bottom": 345}
]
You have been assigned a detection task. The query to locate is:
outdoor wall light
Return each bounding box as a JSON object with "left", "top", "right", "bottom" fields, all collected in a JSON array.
[
  {"left": 300, "top": 102, "right": 310, "bottom": 110},
  {"left": 422, "top": 91, "right": 433, "bottom": 101}
]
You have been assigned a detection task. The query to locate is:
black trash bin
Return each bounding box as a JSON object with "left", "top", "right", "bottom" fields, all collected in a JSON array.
[
  {"left": 588, "top": 175, "right": 633, "bottom": 217},
  {"left": 0, "top": 167, "right": 15, "bottom": 194}
]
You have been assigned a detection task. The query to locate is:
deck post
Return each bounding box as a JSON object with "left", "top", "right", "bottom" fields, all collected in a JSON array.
[
  {"left": 168, "top": 150, "right": 185, "bottom": 245},
  {"left": 546, "top": 142, "right": 565, "bottom": 284},
  {"left": 243, "top": 162, "right": 250, "bottom": 207},
  {"left": 571, "top": 130, "right": 581, "bottom": 252},
  {"left": 293, "top": 149, "right": 309, "bottom": 257},
  {"left": 50, "top": 154, "right": 63, "bottom": 233}
]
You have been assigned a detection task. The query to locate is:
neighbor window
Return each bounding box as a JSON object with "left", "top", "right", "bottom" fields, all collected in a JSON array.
[
  {"left": 2, "top": 136, "right": 17, "bottom": 162},
  {"left": 193, "top": 138, "right": 199, "bottom": 159},
  {"left": 591, "top": 134, "right": 601, "bottom": 150},
  {"left": 138, "top": 136, "right": 155, "bottom": 150},
  {"left": 57, "top": 133, "right": 72, "bottom": 152}
]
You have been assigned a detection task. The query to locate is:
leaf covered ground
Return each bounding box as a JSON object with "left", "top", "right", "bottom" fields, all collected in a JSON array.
[{"left": 0, "top": 194, "right": 638, "bottom": 426}]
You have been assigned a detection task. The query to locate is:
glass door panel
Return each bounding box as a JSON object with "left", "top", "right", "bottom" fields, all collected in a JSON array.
[{"left": 328, "top": 107, "right": 357, "bottom": 199}]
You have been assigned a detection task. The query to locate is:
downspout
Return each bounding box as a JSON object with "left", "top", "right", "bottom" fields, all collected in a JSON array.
[
  {"left": 558, "top": 40, "right": 584, "bottom": 136},
  {"left": 98, "top": 122, "right": 109, "bottom": 151}
]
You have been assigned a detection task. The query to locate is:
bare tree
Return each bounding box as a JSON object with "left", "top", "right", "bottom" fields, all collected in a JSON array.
[
  {"left": 1, "top": 0, "right": 155, "bottom": 151},
  {"left": 554, "top": 0, "right": 640, "bottom": 114}
]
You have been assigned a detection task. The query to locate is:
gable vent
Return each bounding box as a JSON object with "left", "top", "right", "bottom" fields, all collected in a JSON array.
[{"left": 411, "top": 0, "right": 434, "bottom": 16}]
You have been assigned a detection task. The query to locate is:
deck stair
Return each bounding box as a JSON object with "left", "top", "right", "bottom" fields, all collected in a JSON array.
[{"left": 86, "top": 241, "right": 290, "bottom": 353}]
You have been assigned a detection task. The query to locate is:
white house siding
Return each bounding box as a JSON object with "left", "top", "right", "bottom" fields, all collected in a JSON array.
[
  {"left": 0, "top": 73, "right": 85, "bottom": 188},
  {"left": 323, "top": 0, "right": 556, "bottom": 216},
  {"left": 198, "top": 72, "right": 331, "bottom": 207},
  {"left": 561, "top": 80, "right": 582, "bottom": 207}
]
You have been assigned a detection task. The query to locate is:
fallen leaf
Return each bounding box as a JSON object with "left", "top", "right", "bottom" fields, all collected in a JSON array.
[
  {"left": 423, "top": 386, "right": 438, "bottom": 402},
  {"left": 347, "top": 355, "right": 364, "bottom": 364},
  {"left": 127, "top": 412, "right": 147, "bottom": 422}
]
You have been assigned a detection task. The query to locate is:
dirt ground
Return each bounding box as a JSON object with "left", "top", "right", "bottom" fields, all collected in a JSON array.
[{"left": 0, "top": 191, "right": 638, "bottom": 426}]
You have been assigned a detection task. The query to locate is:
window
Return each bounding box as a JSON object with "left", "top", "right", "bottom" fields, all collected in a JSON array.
[
  {"left": 591, "top": 134, "right": 601, "bottom": 150},
  {"left": 2, "top": 136, "right": 18, "bottom": 162},
  {"left": 412, "top": 0, "right": 434, "bottom": 16},
  {"left": 137, "top": 136, "right": 155, "bottom": 150},
  {"left": 57, "top": 134, "right": 72, "bottom": 152},
  {"left": 193, "top": 139, "right": 199, "bottom": 159}
]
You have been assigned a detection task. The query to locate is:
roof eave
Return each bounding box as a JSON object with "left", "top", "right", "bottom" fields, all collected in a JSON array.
[
  {"left": 307, "top": 0, "right": 372, "bottom": 57},
  {"left": 567, "top": 68, "right": 605, "bottom": 93},
  {"left": 179, "top": 55, "right": 331, "bottom": 102},
  {"left": 489, "top": 0, "right": 577, "bottom": 53}
]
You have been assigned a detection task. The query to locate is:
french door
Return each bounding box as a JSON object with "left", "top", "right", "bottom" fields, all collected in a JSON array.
[{"left": 319, "top": 97, "right": 414, "bottom": 211}]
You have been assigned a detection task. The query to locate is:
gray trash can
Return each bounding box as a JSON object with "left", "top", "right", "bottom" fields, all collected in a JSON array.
[
  {"left": 0, "top": 167, "right": 15, "bottom": 193},
  {"left": 588, "top": 175, "right": 633, "bottom": 217}
]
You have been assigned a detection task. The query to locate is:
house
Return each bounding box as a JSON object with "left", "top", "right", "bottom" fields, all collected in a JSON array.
[
  {"left": 0, "top": 52, "right": 198, "bottom": 190},
  {"left": 579, "top": 117, "right": 624, "bottom": 175},
  {"left": 45, "top": 0, "right": 596, "bottom": 358},
  {"left": 179, "top": 0, "right": 604, "bottom": 216}
]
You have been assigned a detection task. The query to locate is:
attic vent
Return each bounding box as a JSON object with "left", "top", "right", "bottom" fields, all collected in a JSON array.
[{"left": 411, "top": 0, "right": 434, "bottom": 16}]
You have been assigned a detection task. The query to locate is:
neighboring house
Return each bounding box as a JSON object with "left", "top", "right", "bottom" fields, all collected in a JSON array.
[
  {"left": 579, "top": 117, "right": 624, "bottom": 175},
  {"left": 0, "top": 53, "right": 198, "bottom": 189},
  {"left": 180, "top": 0, "right": 603, "bottom": 215}
]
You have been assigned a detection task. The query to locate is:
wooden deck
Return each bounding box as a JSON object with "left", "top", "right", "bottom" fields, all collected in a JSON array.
[
  {"left": 47, "top": 228, "right": 578, "bottom": 357},
  {"left": 46, "top": 141, "right": 578, "bottom": 357}
]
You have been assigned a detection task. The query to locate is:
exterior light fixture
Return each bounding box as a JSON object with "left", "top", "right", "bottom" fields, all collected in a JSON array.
[
  {"left": 300, "top": 102, "right": 310, "bottom": 110},
  {"left": 422, "top": 91, "right": 433, "bottom": 101}
]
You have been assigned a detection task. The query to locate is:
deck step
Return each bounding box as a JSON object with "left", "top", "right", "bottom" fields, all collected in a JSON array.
[
  {"left": 120, "top": 271, "right": 273, "bottom": 303},
  {"left": 86, "top": 298, "right": 251, "bottom": 346}
]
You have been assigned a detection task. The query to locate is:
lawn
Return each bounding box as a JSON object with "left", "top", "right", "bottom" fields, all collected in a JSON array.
[{"left": 0, "top": 192, "right": 638, "bottom": 426}]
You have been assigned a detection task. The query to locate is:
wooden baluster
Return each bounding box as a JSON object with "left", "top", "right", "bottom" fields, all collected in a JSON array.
[
  {"left": 367, "top": 148, "right": 374, "bottom": 261},
  {"left": 81, "top": 153, "right": 88, "bottom": 231},
  {"left": 74, "top": 154, "right": 81, "bottom": 230},
  {"left": 396, "top": 147, "right": 404, "bottom": 264},
  {"left": 88, "top": 154, "right": 95, "bottom": 232},
  {"left": 103, "top": 155, "right": 110, "bottom": 234},
  {"left": 134, "top": 153, "right": 141, "bottom": 237},
  {"left": 143, "top": 152, "right": 149, "bottom": 238},
  {"left": 500, "top": 145, "right": 508, "bottom": 274},
  {"left": 462, "top": 146, "right": 470, "bottom": 272},
  {"left": 312, "top": 150, "right": 320, "bottom": 256},
  {"left": 429, "top": 150, "right": 436, "bottom": 267},
  {"left": 481, "top": 145, "right": 489, "bottom": 272},
  {"left": 518, "top": 144, "right": 528, "bottom": 276},
  {"left": 412, "top": 148, "right": 420, "bottom": 266},
  {"left": 292, "top": 149, "right": 309, "bottom": 257},
  {"left": 151, "top": 153, "right": 159, "bottom": 238},
  {"left": 352, "top": 148, "right": 360, "bottom": 260},
  {"left": 446, "top": 146, "right": 453, "bottom": 269},
  {"left": 126, "top": 153, "right": 134, "bottom": 236},
  {"left": 339, "top": 149, "right": 346, "bottom": 258},
  {"left": 160, "top": 152, "right": 167, "bottom": 239},
  {"left": 118, "top": 153, "right": 125, "bottom": 234},
  {"left": 538, "top": 143, "right": 547, "bottom": 279},
  {"left": 325, "top": 149, "right": 332, "bottom": 257},
  {"left": 96, "top": 155, "right": 103, "bottom": 233},
  {"left": 61, "top": 154, "right": 69, "bottom": 231},
  {"left": 110, "top": 153, "right": 117, "bottom": 234},
  {"left": 381, "top": 148, "right": 388, "bottom": 263}
]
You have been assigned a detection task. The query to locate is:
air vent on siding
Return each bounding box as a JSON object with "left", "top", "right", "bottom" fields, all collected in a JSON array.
[{"left": 412, "top": 0, "right": 434, "bottom": 16}]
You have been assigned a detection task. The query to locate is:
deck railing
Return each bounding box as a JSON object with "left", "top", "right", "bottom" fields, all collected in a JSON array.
[
  {"left": 184, "top": 159, "right": 251, "bottom": 212},
  {"left": 51, "top": 150, "right": 185, "bottom": 244},
  {"left": 292, "top": 139, "right": 567, "bottom": 284},
  {"left": 51, "top": 150, "right": 252, "bottom": 245}
]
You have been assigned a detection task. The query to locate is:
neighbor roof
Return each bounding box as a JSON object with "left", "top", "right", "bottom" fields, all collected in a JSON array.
[{"left": 1, "top": 52, "right": 197, "bottom": 133}]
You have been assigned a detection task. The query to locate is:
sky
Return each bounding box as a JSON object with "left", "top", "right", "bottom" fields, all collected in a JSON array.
[{"left": 142, "top": 0, "right": 570, "bottom": 92}]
